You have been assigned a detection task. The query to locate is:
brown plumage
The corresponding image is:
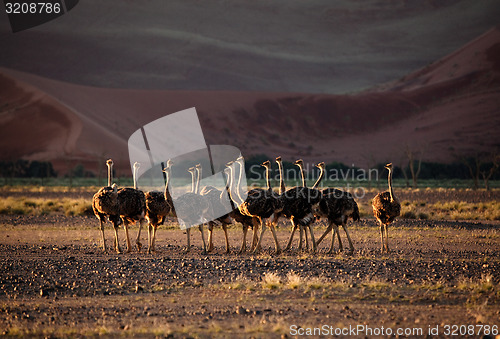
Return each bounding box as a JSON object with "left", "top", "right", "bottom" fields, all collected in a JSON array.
[
  {"left": 313, "top": 163, "right": 360, "bottom": 253},
  {"left": 237, "top": 157, "right": 283, "bottom": 254},
  {"left": 372, "top": 163, "right": 401, "bottom": 253},
  {"left": 224, "top": 163, "right": 259, "bottom": 254},
  {"left": 92, "top": 159, "right": 123, "bottom": 253},
  {"left": 144, "top": 159, "right": 173, "bottom": 253},
  {"left": 116, "top": 162, "right": 147, "bottom": 253},
  {"left": 272, "top": 157, "right": 323, "bottom": 253}
]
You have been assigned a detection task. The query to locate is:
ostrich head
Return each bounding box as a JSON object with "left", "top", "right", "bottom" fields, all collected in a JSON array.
[
  {"left": 294, "top": 159, "right": 303, "bottom": 166},
  {"left": 384, "top": 163, "right": 393, "bottom": 170},
  {"left": 162, "top": 159, "right": 173, "bottom": 173},
  {"left": 261, "top": 160, "right": 270, "bottom": 167},
  {"left": 275, "top": 156, "right": 282, "bottom": 163},
  {"left": 106, "top": 159, "right": 113, "bottom": 166}
]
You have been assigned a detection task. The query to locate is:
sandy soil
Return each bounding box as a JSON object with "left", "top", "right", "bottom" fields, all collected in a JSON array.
[{"left": 0, "top": 209, "right": 499, "bottom": 338}]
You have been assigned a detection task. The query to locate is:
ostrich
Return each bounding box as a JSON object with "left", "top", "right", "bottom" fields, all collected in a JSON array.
[
  {"left": 312, "top": 162, "right": 360, "bottom": 254},
  {"left": 92, "top": 159, "right": 122, "bottom": 253},
  {"left": 293, "top": 159, "right": 312, "bottom": 249},
  {"left": 197, "top": 164, "right": 233, "bottom": 253},
  {"left": 144, "top": 160, "right": 173, "bottom": 253},
  {"left": 372, "top": 163, "right": 401, "bottom": 253},
  {"left": 169, "top": 163, "right": 210, "bottom": 253},
  {"left": 234, "top": 156, "right": 283, "bottom": 254},
  {"left": 273, "top": 157, "right": 323, "bottom": 253},
  {"left": 224, "top": 164, "right": 257, "bottom": 254},
  {"left": 114, "top": 162, "right": 147, "bottom": 252}
]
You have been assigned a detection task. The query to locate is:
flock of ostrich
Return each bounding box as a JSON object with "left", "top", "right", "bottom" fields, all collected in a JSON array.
[{"left": 92, "top": 156, "right": 401, "bottom": 255}]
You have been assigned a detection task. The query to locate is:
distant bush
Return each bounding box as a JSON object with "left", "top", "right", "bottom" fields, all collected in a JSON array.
[
  {"left": 0, "top": 160, "right": 56, "bottom": 179},
  {"left": 402, "top": 211, "right": 417, "bottom": 219}
]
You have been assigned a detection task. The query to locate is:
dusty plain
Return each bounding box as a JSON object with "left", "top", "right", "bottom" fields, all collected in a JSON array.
[{"left": 0, "top": 189, "right": 499, "bottom": 338}]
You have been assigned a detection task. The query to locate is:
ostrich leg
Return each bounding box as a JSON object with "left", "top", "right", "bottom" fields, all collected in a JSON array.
[
  {"left": 252, "top": 220, "right": 266, "bottom": 254},
  {"left": 239, "top": 224, "right": 248, "bottom": 254},
  {"left": 298, "top": 226, "right": 304, "bottom": 251},
  {"left": 222, "top": 224, "right": 230, "bottom": 254},
  {"left": 342, "top": 220, "right": 355, "bottom": 253},
  {"left": 328, "top": 226, "right": 337, "bottom": 254},
  {"left": 307, "top": 224, "right": 317, "bottom": 253},
  {"left": 316, "top": 223, "right": 333, "bottom": 246},
  {"left": 284, "top": 220, "right": 299, "bottom": 251},
  {"left": 268, "top": 221, "right": 282, "bottom": 254},
  {"left": 147, "top": 223, "right": 153, "bottom": 254},
  {"left": 250, "top": 218, "right": 260, "bottom": 251},
  {"left": 135, "top": 220, "right": 143, "bottom": 251},
  {"left": 298, "top": 225, "right": 309, "bottom": 251},
  {"left": 112, "top": 223, "right": 122, "bottom": 254},
  {"left": 186, "top": 228, "right": 191, "bottom": 252},
  {"left": 207, "top": 222, "right": 215, "bottom": 252},
  {"left": 123, "top": 222, "right": 132, "bottom": 253},
  {"left": 378, "top": 221, "right": 385, "bottom": 253},
  {"left": 304, "top": 226, "right": 309, "bottom": 251},
  {"left": 199, "top": 224, "right": 207, "bottom": 254},
  {"left": 100, "top": 220, "right": 107, "bottom": 252},
  {"left": 384, "top": 224, "right": 390, "bottom": 253},
  {"left": 151, "top": 223, "right": 158, "bottom": 252}
]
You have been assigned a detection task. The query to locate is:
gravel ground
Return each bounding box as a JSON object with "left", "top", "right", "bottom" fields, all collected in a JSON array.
[{"left": 0, "top": 213, "right": 499, "bottom": 338}]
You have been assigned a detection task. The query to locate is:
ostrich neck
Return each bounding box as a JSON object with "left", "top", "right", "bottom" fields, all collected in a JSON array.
[
  {"left": 235, "top": 160, "right": 245, "bottom": 203},
  {"left": 297, "top": 163, "right": 306, "bottom": 187},
  {"left": 312, "top": 166, "right": 324, "bottom": 189},
  {"left": 195, "top": 167, "right": 202, "bottom": 194},
  {"left": 264, "top": 165, "right": 271, "bottom": 191},
  {"left": 107, "top": 164, "right": 112, "bottom": 187},
  {"left": 164, "top": 167, "right": 172, "bottom": 202},
  {"left": 189, "top": 171, "right": 196, "bottom": 193},
  {"left": 133, "top": 166, "right": 138, "bottom": 190},
  {"left": 277, "top": 161, "right": 286, "bottom": 194},
  {"left": 388, "top": 169, "right": 396, "bottom": 202},
  {"left": 227, "top": 167, "right": 241, "bottom": 205}
]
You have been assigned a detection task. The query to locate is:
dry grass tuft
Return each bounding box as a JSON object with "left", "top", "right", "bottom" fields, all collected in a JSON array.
[
  {"left": 0, "top": 197, "right": 93, "bottom": 216},
  {"left": 261, "top": 272, "right": 282, "bottom": 290}
]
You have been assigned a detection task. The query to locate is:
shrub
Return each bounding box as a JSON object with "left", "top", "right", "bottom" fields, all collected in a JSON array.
[{"left": 402, "top": 211, "right": 417, "bottom": 219}]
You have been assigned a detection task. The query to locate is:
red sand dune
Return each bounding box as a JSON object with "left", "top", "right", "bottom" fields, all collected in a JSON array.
[{"left": 1, "top": 27, "right": 499, "bottom": 176}]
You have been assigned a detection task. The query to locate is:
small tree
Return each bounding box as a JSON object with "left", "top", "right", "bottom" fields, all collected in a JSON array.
[
  {"left": 480, "top": 154, "right": 499, "bottom": 191},
  {"left": 400, "top": 144, "right": 425, "bottom": 188},
  {"left": 459, "top": 151, "right": 499, "bottom": 190}
]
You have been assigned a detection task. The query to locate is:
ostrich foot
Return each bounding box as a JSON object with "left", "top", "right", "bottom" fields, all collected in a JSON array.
[{"left": 136, "top": 241, "right": 143, "bottom": 252}]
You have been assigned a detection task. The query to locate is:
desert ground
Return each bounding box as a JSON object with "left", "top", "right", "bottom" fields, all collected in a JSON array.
[{"left": 0, "top": 188, "right": 499, "bottom": 338}]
